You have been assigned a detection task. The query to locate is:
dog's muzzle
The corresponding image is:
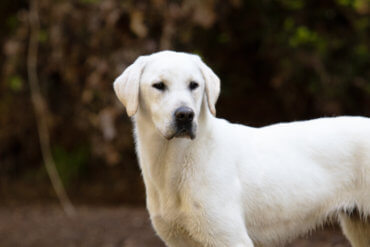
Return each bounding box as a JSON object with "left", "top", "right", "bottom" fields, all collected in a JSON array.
[{"left": 171, "top": 106, "right": 196, "bottom": 139}]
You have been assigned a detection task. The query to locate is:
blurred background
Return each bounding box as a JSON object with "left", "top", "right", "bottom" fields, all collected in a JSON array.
[{"left": 0, "top": 0, "right": 369, "bottom": 246}]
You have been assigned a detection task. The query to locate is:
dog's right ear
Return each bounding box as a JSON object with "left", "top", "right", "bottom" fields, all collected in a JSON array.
[{"left": 113, "top": 56, "right": 147, "bottom": 117}]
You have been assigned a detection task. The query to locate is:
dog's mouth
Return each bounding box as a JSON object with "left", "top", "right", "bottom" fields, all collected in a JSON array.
[
  {"left": 175, "top": 128, "right": 195, "bottom": 139},
  {"left": 167, "top": 125, "right": 196, "bottom": 140}
]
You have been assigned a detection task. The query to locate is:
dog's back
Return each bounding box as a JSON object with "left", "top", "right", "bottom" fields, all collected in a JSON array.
[{"left": 232, "top": 116, "right": 370, "bottom": 245}]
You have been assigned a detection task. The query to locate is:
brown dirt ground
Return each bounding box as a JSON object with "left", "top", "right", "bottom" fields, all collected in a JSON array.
[{"left": 0, "top": 204, "right": 350, "bottom": 247}]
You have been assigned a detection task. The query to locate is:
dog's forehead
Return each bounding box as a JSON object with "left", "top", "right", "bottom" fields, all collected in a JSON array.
[
  {"left": 148, "top": 51, "right": 195, "bottom": 64},
  {"left": 142, "top": 52, "right": 202, "bottom": 82}
]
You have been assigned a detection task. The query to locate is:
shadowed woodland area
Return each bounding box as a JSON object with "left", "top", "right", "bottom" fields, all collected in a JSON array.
[{"left": 0, "top": 0, "right": 369, "bottom": 246}]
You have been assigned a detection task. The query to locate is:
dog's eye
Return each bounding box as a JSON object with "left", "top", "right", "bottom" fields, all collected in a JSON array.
[
  {"left": 152, "top": 82, "right": 166, "bottom": 91},
  {"left": 189, "top": 81, "right": 199, "bottom": 90}
]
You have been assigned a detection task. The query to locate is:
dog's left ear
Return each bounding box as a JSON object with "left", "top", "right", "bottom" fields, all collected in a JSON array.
[
  {"left": 193, "top": 55, "right": 220, "bottom": 116},
  {"left": 113, "top": 56, "right": 147, "bottom": 117}
]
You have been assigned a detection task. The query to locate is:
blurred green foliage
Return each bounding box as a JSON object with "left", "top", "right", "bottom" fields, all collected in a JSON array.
[
  {"left": 52, "top": 146, "right": 89, "bottom": 187},
  {"left": 8, "top": 75, "right": 23, "bottom": 92}
]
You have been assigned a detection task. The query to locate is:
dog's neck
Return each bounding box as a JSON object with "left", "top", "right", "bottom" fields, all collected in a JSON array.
[{"left": 132, "top": 101, "right": 214, "bottom": 207}]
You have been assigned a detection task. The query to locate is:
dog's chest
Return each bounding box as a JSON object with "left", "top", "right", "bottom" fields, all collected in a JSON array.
[
  {"left": 147, "top": 181, "right": 214, "bottom": 245},
  {"left": 150, "top": 203, "right": 209, "bottom": 246}
]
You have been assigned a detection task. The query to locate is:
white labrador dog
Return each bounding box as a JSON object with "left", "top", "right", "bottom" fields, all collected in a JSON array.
[{"left": 113, "top": 51, "right": 370, "bottom": 247}]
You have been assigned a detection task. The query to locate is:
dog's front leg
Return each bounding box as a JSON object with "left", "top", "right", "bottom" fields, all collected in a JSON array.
[
  {"left": 152, "top": 215, "right": 204, "bottom": 247},
  {"left": 206, "top": 206, "right": 255, "bottom": 247},
  {"left": 160, "top": 233, "right": 201, "bottom": 247},
  {"left": 162, "top": 234, "right": 254, "bottom": 247},
  {"left": 224, "top": 233, "right": 255, "bottom": 247},
  {"left": 189, "top": 215, "right": 255, "bottom": 247},
  {"left": 153, "top": 214, "right": 255, "bottom": 247}
]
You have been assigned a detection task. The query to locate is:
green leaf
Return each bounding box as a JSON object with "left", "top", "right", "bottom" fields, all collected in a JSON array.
[{"left": 9, "top": 76, "right": 23, "bottom": 92}]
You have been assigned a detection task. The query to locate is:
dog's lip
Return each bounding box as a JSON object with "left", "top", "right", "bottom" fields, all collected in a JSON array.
[{"left": 167, "top": 128, "right": 195, "bottom": 140}]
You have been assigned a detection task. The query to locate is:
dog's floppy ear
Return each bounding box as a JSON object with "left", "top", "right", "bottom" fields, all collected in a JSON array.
[
  {"left": 113, "top": 56, "right": 147, "bottom": 117},
  {"left": 193, "top": 55, "right": 220, "bottom": 116}
]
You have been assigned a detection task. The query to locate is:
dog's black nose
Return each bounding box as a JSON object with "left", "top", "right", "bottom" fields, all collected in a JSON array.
[{"left": 175, "top": 107, "right": 194, "bottom": 123}]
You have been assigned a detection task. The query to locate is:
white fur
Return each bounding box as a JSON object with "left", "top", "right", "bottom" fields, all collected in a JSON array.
[{"left": 114, "top": 51, "right": 370, "bottom": 247}]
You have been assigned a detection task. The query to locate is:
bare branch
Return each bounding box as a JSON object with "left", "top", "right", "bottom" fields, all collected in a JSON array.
[{"left": 27, "top": 0, "right": 75, "bottom": 217}]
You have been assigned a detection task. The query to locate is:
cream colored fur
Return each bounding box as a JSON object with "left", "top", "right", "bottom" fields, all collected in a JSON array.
[{"left": 113, "top": 51, "right": 370, "bottom": 247}]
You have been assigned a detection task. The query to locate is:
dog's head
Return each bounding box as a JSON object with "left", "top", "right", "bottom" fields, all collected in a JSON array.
[{"left": 113, "top": 51, "right": 220, "bottom": 140}]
